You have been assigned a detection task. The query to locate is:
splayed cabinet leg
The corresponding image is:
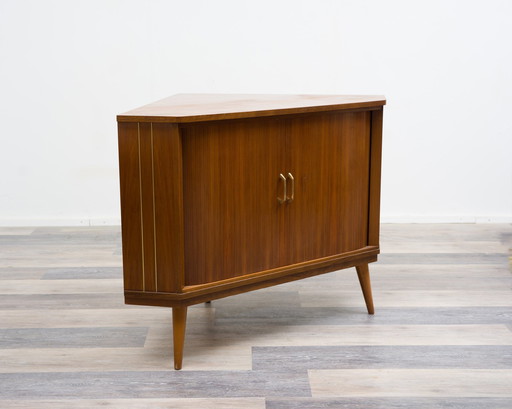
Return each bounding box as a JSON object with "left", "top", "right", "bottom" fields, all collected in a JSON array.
[
  {"left": 172, "top": 306, "right": 187, "bottom": 370},
  {"left": 356, "top": 264, "right": 375, "bottom": 315}
]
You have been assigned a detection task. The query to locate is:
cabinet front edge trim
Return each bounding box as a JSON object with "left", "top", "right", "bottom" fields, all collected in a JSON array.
[
  {"left": 124, "top": 253, "right": 378, "bottom": 307},
  {"left": 125, "top": 246, "right": 379, "bottom": 301},
  {"left": 117, "top": 104, "right": 386, "bottom": 123}
]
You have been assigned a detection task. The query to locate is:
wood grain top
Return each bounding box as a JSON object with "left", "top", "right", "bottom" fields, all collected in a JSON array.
[{"left": 117, "top": 94, "right": 386, "bottom": 123}]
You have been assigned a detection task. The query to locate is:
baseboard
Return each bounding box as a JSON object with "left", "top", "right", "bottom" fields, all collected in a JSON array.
[
  {"left": 0, "top": 218, "right": 122, "bottom": 227},
  {"left": 0, "top": 215, "right": 510, "bottom": 227},
  {"left": 381, "top": 215, "right": 512, "bottom": 223}
]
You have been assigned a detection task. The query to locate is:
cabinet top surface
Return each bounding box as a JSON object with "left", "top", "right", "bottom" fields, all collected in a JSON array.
[{"left": 117, "top": 94, "right": 386, "bottom": 123}]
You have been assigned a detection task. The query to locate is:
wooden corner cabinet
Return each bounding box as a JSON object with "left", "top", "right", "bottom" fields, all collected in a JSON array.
[{"left": 117, "top": 94, "right": 385, "bottom": 369}]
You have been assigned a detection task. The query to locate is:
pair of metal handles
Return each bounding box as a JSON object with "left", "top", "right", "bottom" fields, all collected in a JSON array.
[{"left": 278, "top": 172, "right": 295, "bottom": 204}]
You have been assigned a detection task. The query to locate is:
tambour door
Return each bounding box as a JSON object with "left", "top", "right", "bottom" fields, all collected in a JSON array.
[
  {"left": 181, "top": 117, "right": 286, "bottom": 286},
  {"left": 284, "top": 111, "right": 372, "bottom": 265}
]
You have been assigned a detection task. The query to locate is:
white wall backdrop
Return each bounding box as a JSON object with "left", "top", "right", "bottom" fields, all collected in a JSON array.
[{"left": 1, "top": 0, "right": 511, "bottom": 225}]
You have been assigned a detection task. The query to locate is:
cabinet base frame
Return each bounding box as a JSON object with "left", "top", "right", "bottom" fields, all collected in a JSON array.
[
  {"left": 125, "top": 253, "right": 378, "bottom": 370},
  {"left": 125, "top": 250, "right": 378, "bottom": 308}
]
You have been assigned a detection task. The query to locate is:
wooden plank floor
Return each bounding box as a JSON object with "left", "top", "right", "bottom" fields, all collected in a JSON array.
[{"left": 0, "top": 224, "right": 511, "bottom": 408}]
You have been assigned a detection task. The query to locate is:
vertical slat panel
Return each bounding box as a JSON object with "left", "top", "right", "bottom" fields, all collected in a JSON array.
[
  {"left": 286, "top": 112, "right": 342, "bottom": 263},
  {"left": 152, "top": 123, "right": 185, "bottom": 293},
  {"left": 339, "top": 110, "right": 371, "bottom": 252},
  {"left": 368, "top": 108, "right": 383, "bottom": 247},
  {"left": 285, "top": 110, "right": 371, "bottom": 264},
  {"left": 138, "top": 123, "right": 156, "bottom": 292},
  {"left": 118, "top": 122, "right": 143, "bottom": 291},
  {"left": 181, "top": 118, "right": 283, "bottom": 285}
]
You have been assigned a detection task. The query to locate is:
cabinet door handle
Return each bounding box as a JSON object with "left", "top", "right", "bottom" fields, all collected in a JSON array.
[
  {"left": 278, "top": 173, "right": 287, "bottom": 204},
  {"left": 286, "top": 172, "right": 294, "bottom": 203}
]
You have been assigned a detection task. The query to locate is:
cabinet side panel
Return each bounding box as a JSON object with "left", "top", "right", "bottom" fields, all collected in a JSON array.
[
  {"left": 138, "top": 123, "right": 156, "bottom": 292},
  {"left": 118, "top": 122, "right": 144, "bottom": 291},
  {"left": 152, "top": 123, "right": 184, "bottom": 293},
  {"left": 368, "top": 108, "right": 383, "bottom": 246}
]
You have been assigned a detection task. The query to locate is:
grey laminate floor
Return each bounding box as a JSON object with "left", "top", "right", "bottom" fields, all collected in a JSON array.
[{"left": 0, "top": 224, "right": 511, "bottom": 408}]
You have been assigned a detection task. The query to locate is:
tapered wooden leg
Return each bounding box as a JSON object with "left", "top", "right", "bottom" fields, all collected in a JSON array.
[
  {"left": 356, "top": 264, "right": 375, "bottom": 315},
  {"left": 172, "top": 306, "right": 187, "bottom": 370}
]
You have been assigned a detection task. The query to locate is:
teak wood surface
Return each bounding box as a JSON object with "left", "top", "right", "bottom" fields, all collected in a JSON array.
[
  {"left": 118, "top": 94, "right": 385, "bottom": 123},
  {"left": 117, "top": 94, "right": 385, "bottom": 369}
]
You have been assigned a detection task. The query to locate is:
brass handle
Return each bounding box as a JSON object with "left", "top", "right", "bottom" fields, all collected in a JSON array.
[
  {"left": 286, "top": 172, "right": 294, "bottom": 203},
  {"left": 278, "top": 173, "right": 287, "bottom": 204}
]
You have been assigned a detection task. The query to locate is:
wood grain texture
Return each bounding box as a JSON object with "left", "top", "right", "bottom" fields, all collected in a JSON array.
[
  {"left": 0, "top": 370, "right": 311, "bottom": 399},
  {"left": 179, "top": 109, "right": 373, "bottom": 289},
  {"left": 0, "top": 398, "right": 266, "bottom": 409},
  {"left": 181, "top": 117, "right": 284, "bottom": 285},
  {"left": 368, "top": 108, "right": 383, "bottom": 246},
  {"left": 117, "top": 94, "right": 386, "bottom": 123},
  {"left": 0, "top": 346, "right": 252, "bottom": 373},
  {"left": 172, "top": 307, "right": 187, "bottom": 370},
  {"left": 266, "top": 398, "right": 512, "bottom": 409},
  {"left": 356, "top": 264, "right": 375, "bottom": 314},
  {"left": 253, "top": 345, "right": 512, "bottom": 371},
  {"left": 286, "top": 111, "right": 370, "bottom": 263},
  {"left": 125, "top": 252, "right": 378, "bottom": 307},
  {"left": 0, "top": 327, "right": 148, "bottom": 348},
  {"left": 152, "top": 123, "right": 185, "bottom": 293},
  {"left": 118, "top": 97, "right": 383, "bottom": 324},
  {"left": 0, "top": 224, "right": 511, "bottom": 407},
  {"left": 299, "top": 289, "right": 512, "bottom": 308},
  {"left": 42, "top": 267, "right": 121, "bottom": 280},
  {"left": 138, "top": 123, "right": 156, "bottom": 292},
  {"left": 152, "top": 324, "right": 512, "bottom": 347},
  {"left": 309, "top": 369, "right": 512, "bottom": 397},
  {"left": 118, "top": 98, "right": 383, "bottom": 368},
  {"left": 117, "top": 122, "right": 143, "bottom": 291}
]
